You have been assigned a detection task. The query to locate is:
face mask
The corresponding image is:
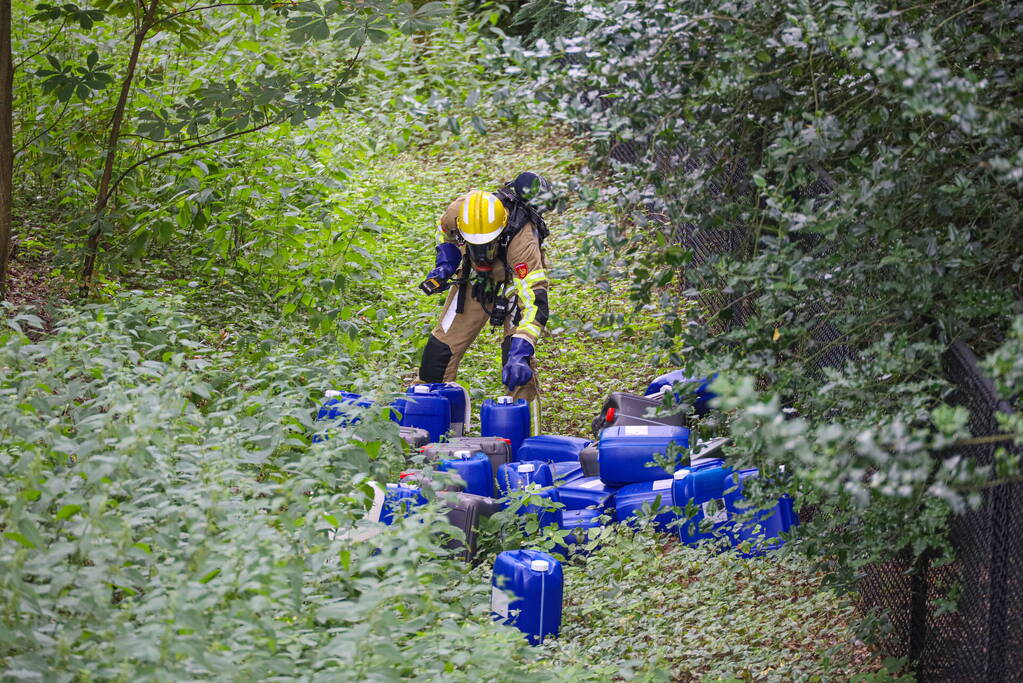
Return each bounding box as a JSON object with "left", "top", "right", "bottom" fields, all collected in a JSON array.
[{"left": 467, "top": 240, "right": 499, "bottom": 272}]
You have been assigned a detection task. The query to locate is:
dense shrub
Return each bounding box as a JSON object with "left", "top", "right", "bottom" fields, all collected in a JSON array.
[{"left": 0, "top": 295, "right": 552, "bottom": 679}]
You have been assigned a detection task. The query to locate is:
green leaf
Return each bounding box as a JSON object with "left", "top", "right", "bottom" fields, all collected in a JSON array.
[{"left": 55, "top": 504, "right": 82, "bottom": 521}]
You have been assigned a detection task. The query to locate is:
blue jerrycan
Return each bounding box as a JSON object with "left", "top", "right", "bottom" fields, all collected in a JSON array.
[
  {"left": 518, "top": 435, "right": 591, "bottom": 464},
  {"left": 597, "top": 425, "right": 691, "bottom": 487},
  {"left": 556, "top": 476, "right": 616, "bottom": 512},
  {"left": 727, "top": 468, "right": 799, "bottom": 557},
  {"left": 614, "top": 479, "right": 679, "bottom": 531},
  {"left": 379, "top": 484, "right": 428, "bottom": 525},
  {"left": 317, "top": 390, "right": 374, "bottom": 423},
  {"left": 496, "top": 460, "right": 551, "bottom": 499},
  {"left": 671, "top": 461, "right": 736, "bottom": 546},
  {"left": 314, "top": 391, "right": 377, "bottom": 443},
  {"left": 617, "top": 458, "right": 725, "bottom": 531},
  {"left": 548, "top": 461, "right": 584, "bottom": 484},
  {"left": 497, "top": 462, "right": 560, "bottom": 530},
  {"left": 481, "top": 396, "right": 531, "bottom": 459},
  {"left": 400, "top": 385, "right": 451, "bottom": 443},
  {"left": 438, "top": 450, "right": 493, "bottom": 498},
  {"left": 407, "top": 382, "right": 470, "bottom": 436},
  {"left": 492, "top": 550, "right": 563, "bottom": 645}
]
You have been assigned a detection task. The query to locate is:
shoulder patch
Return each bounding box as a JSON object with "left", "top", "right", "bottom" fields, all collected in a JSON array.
[{"left": 514, "top": 262, "right": 529, "bottom": 279}]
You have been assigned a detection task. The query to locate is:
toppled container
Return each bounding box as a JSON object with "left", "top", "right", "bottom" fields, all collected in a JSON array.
[
  {"left": 591, "top": 391, "right": 687, "bottom": 436},
  {"left": 560, "top": 508, "right": 604, "bottom": 550},
  {"left": 438, "top": 450, "right": 493, "bottom": 498},
  {"left": 614, "top": 479, "right": 678, "bottom": 531},
  {"left": 407, "top": 382, "right": 470, "bottom": 436},
  {"left": 549, "top": 460, "right": 584, "bottom": 484},
  {"left": 645, "top": 371, "right": 718, "bottom": 417},
  {"left": 492, "top": 550, "right": 563, "bottom": 645},
  {"left": 615, "top": 459, "right": 724, "bottom": 532},
  {"left": 579, "top": 443, "right": 600, "bottom": 477},
  {"left": 727, "top": 468, "right": 798, "bottom": 557},
  {"left": 421, "top": 436, "right": 513, "bottom": 496},
  {"left": 481, "top": 396, "right": 531, "bottom": 459},
  {"left": 671, "top": 462, "right": 737, "bottom": 546},
  {"left": 689, "top": 436, "right": 730, "bottom": 466},
  {"left": 517, "top": 435, "right": 591, "bottom": 464},
  {"left": 556, "top": 476, "right": 616, "bottom": 512},
  {"left": 597, "top": 425, "right": 691, "bottom": 487},
  {"left": 398, "top": 385, "right": 451, "bottom": 442}
]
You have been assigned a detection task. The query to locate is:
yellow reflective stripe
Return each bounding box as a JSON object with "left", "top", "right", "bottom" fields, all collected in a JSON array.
[
  {"left": 522, "top": 269, "right": 547, "bottom": 287},
  {"left": 517, "top": 323, "right": 542, "bottom": 339},
  {"left": 514, "top": 277, "right": 537, "bottom": 327}
]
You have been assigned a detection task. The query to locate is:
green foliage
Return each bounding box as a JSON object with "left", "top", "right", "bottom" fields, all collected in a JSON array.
[
  {"left": 501, "top": 0, "right": 1023, "bottom": 592},
  {"left": 542, "top": 528, "right": 903, "bottom": 680},
  {"left": 0, "top": 294, "right": 556, "bottom": 679}
]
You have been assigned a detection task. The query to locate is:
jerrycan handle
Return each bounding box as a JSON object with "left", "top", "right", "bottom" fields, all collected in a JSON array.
[{"left": 412, "top": 385, "right": 431, "bottom": 394}]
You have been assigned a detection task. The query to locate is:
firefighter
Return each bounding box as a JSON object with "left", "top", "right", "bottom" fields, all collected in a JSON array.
[{"left": 417, "top": 172, "right": 551, "bottom": 434}]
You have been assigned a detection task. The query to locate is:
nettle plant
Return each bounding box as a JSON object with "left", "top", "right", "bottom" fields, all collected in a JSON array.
[
  {"left": 0, "top": 294, "right": 554, "bottom": 679},
  {"left": 499, "top": 0, "right": 1023, "bottom": 582}
]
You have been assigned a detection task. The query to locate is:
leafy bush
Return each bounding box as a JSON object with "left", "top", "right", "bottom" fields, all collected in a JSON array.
[{"left": 0, "top": 295, "right": 553, "bottom": 679}]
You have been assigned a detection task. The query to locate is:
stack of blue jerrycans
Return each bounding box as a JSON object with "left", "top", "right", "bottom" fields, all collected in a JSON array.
[
  {"left": 492, "top": 550, "right": 563, "bottom": 646},
  {"left": 314, "top": 382, "right": 470, "bottom": 445},
  {"left": 614, "top": 456, "right": 798, "bottom": 555}
]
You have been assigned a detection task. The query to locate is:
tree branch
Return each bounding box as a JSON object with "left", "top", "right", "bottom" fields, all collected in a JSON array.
[
  {"left": 14, "top": 98, "right": 71, "bottom": 157},
  {"left": 151, "top": 2, "right": 262, "bottom": 28},
  {"left": 104, "top": 115, "right": 282, "bottom": 202},
  {"left": 14, "top": 17, "right": 67, "bottom": 71}
]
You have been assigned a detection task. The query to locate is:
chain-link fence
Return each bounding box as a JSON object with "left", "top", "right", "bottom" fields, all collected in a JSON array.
[{"left": 599, "top": 130, "right": 1020, "bottom": 680}]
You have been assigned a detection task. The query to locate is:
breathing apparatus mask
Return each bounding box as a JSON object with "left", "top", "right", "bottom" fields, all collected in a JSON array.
[{"left": 466, "top": 239, "right": 500, "bottom": 272}]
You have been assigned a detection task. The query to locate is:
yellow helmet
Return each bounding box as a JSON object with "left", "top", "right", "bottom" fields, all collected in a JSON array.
[{"left": 456, "top": 190, "right": 508, "bottom": 245}]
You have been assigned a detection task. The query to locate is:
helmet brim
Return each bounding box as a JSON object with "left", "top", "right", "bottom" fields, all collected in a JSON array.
[{"left": 459, "top": 226, "right": 504, "bottom": 245}]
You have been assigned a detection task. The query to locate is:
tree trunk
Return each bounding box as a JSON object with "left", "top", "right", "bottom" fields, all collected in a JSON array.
[
  {"left": 79, "top": 0, "right": 160, "bottom": 292},
  {"left": 0, "top": 0, "right": 12, "bottom": 299}
]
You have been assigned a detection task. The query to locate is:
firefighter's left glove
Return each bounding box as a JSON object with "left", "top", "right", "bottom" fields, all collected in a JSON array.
[
  {"left": 419, "top": 242, "right": 462, "bottom": 295},
  {"left": 502, "top": 337, "right": 534, "bottom": 389}
]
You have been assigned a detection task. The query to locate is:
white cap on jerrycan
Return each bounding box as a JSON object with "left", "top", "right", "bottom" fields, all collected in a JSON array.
[
  {"left": 412, "top": 385, "right": 431, "bottom": 394},
  {"left": 673, "top": 469, "right": 691, "bottom": 480},
  {"left": 530, "top": 559, "right": 550, "bottom": 572},
  {"left": 454, "top": 449, "right": 471, "bottom": 459},
  {"left": 496, "top": 395, "right": 514, "bottom": 405},
  {"left": 517, "top": 463, "right": 536, "bottom": 473}
]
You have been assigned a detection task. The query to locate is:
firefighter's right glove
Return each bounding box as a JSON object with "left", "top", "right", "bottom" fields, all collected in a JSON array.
[
  {"left": 419, "top": 242, "right": 461, "bottom": 295},
  {"left": 502, "top": 337, "right": 534, "bottom": 389}
]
